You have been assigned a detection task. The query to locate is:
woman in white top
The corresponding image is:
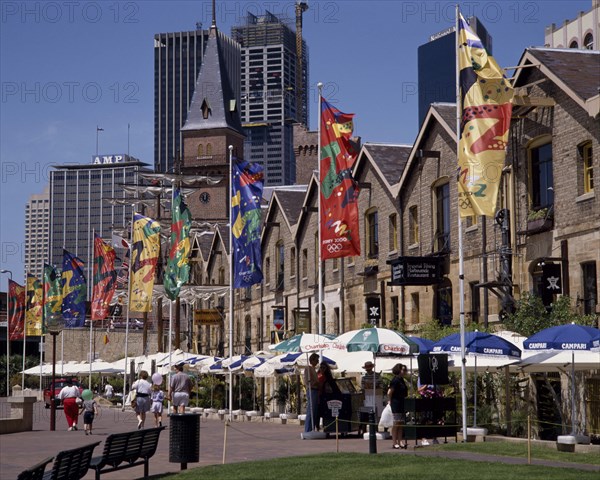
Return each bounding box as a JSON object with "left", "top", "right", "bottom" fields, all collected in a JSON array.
[
  {"left": 131, "top": 370, "right": 152, "bottom": 429},
  {"left": 57, "top": 379, "right": 81, "bottom": 431}
]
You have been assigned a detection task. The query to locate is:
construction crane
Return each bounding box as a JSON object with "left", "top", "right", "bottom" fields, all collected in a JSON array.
[{"left": 295, "top": 1, "right": 308, "bottom": 124}]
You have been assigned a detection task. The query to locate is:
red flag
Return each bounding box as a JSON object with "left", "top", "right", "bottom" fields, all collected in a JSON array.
[
  {"left": 91, "top": 234, "right": 118, "bottom": 320},
  {"left": 8, "top": 279, "right": 25, "bottom": 340},
  {"left": 320, "top": 98, "right": 360, "bottom": 259}
]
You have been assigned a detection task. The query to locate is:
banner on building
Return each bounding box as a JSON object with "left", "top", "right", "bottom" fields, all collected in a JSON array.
[
  {"left": 457, "top": 13, "right": 514, "bottom": 217},
  {"left": 129, "top": 213, "right": 161, "bottom": 312},
  {"left": 320, "top": 98, "right": 360, "bottom": 259}
]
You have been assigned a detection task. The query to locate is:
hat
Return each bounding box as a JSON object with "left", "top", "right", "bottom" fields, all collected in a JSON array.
[{"left": 363, "top": 361, "right": 374, "bottom": 369}]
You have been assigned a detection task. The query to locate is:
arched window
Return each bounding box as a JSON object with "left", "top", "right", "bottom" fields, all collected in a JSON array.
[
  {"left": 197, "top": 144, "right": 204, "bottom": 157},
  {"left": 584, "top": 33, "right": 594, "bottom": 49},
  {"left": 365, "top": 207, "right": 379, "bottom": 258},
  {"left": 206, "top": 143, "right": 213, "bottom": 156},
  {"left": 218, "top": 267, "right": 225, "bottom": 285},
  {"left": 434, "top": 278, "right": 453, "bottom": 326},
  {"left": 569, "top": 40, "right": 579, "bottom": 49}
]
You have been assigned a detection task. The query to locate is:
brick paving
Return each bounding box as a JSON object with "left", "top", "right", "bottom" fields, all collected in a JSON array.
[{"left": 1, "top": 400, "right": 598, "bottom": 479}]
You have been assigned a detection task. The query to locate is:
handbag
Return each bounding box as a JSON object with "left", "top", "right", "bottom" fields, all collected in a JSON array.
[{"left": 130, "top": 390, "right": 137, "bottom": 407}]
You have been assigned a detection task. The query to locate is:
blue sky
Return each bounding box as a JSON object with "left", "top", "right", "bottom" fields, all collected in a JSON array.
[{"left": 0, "top": 0, "right": 591, "bottom": 283}]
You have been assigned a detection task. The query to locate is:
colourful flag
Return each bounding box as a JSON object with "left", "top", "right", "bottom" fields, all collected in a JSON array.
[
  {"left": 8, "top": 279, "right": 25, "bottom": 341},
  {"left": 116, "top": 250, "right": 130, "bottom": 289},
  {"left": 231, "top": 159, "right": 264, "bottom": 288},
  {"left": 320, "top": 98, "right": 360, "bottom": 259},
  {"left": 129, "top": 213, "right": 161, "bottom": 312},
  {"left": 25, "top": 273, "right": 43, "bottom": 336},
  {"left": 457, "top": 13, "right": 514, "bottom": 217},
  {"left": 62, "top": 250, "right": 87, "bottom": 328},
  {"left": 43, "top": 264, "right": 62, "bottom": 322},
  {"left": 91, "top": 234, "right": 118, "bottom": 320},
  {"left": 164, "top": 188, "right": 192, "bottom": 300}
]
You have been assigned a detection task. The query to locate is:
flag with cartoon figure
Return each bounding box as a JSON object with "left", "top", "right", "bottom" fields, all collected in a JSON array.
[
  {"left": 129, "top": 213, "right": 161, "bottom": 312},
  {"left": 62, "top": 250, "right": 87, "bottom": 327},
  {"left": 231, "top": 159, "right": 264, "bottom": 288},
  {"left": 43, "top": 264, "right": 62, "bottom": 321},
  {"left": 457, "top": 13, "right": 513, "bottom": 217},
  {"left": 320, "top": 98, "right": 360, "bottom": 259}
]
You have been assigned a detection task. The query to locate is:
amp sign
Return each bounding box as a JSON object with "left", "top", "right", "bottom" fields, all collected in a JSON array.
[{"left": 91, "top": 154, "right": 130, "bottom": 165}]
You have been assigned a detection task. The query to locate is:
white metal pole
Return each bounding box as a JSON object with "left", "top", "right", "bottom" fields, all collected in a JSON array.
[
  {"left": 2, "top": 271, "right": 12, "bottom": 396},
  {"left": 228, "top": 145, "right": 234, "bottom": 420},
  {"left": 317, "top": 82, "right": 323, "bottom": 336},
  {"left": 22, "top": 316, "right": 26, "bottom": 390},
  {"left": 89, "top": 229, "right": 95, "bottom": 389},
  {"left": 123, "top": 212, "right": 135, "bottom": 393},
  {"left": 168, "top": 299, "right": 173, "bottom": 412},
  {"left": 456, "top": 4, "right": 469, "bottom": 441}
]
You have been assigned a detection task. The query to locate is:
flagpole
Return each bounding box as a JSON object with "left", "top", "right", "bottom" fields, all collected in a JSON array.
[
  {"left": 22, "top": 295, "right": 26, "bottom": 390},
  {"left": 123, "top": 211, "right": 135, "bottom": 394},
  {"left": 456, "top": 4, "right": 468, "bottom": 442},
  {"left": 89, "top": 229, "right": 95, "bottom": 389},
  {"left": 228, "top": 144, "right": 234, "bottom": 421},
  {"left": 168, "top": 299, "right": 173, "bottom": 412},
  {"left": 317, "top": 82, "right": 323, "bottom": 336},
  {"left": 40, "top": 273, "right": 45, "bottom": 394}
]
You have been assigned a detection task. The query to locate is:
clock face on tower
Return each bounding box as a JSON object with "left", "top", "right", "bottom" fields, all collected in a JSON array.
[{"left": 200, "top": 192, "right": 210, "bottom": 204}]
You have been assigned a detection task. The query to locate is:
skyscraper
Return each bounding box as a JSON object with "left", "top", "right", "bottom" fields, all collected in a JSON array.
[
  {"left": 417, "top": 16, "right": 492, "bottom": 125},
  {"left": 154, "top": 27, "right": 241, "bottom": 173},
  {"left": 24, "top": 187, "right": 50, "bottom": 279},
  {"left": 49, "top": 155, "right": 149, "bottom": 294},
  {"left": 232, "top": 11, "right": 309, "bottom": 186}
]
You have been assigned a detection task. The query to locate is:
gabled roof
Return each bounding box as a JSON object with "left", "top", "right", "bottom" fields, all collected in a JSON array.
[
  {"left": 194, "top": 230, "right": 216, "bottom": 262},
  {"left": 293, "top": 174, "right": 319, "bottom": 242},
  {"left": 398, "top": 103, "right": 457, "bottom": 192},
  {"left": 273, "top": 190, "right": 306, "bottom": 226},
  {"left": 513, "top": 47, "right": 600, "bottom": 117},
  {"left": 216, "top": 224, "right": 230, "bottom": 254},
  {"left": 354, "top": 143, "right": 412, "bottom": 198},
  {"left": 181, "top": 27, "right": 243, "bottom": 133}
]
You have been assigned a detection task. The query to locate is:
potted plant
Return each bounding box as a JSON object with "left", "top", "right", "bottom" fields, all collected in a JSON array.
[{"left": 527, "top": 208, "right": 553, "bottom": 233}]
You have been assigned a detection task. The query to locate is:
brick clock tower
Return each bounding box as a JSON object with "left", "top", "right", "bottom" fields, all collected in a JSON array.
[{"left": 181, "top": 21, "right": 244, "bottom": 223}]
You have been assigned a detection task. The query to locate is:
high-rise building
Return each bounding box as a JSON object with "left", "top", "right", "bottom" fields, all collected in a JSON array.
[
  {"left": 232, "top": 11, "right": 309, "bottom": 186},
  {"left": 544, "top": 0, "right": 598, "bottom": 50},
  {"left": 417, "top": 16, "right": 492, "bottom": 125},
  {"left": 154, "top": 27, "right": 241, "bottom": 173},
  {"left": 24, "top": 187, "right": 50, "bottom": 279},
  {"left": 49, "top": 154, "right": 149, "bottom": 293}
]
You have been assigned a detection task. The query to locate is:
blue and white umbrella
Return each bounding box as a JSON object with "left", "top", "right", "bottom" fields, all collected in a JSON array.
[
  {"left": 524, "top": 323, "right": 600, "bottom": 435},
  {"left": 408, "top": 336, "right": 436, "bottom": 354},
  {"left": 432, "top": 331, "right": 521, "bottom": 427}
]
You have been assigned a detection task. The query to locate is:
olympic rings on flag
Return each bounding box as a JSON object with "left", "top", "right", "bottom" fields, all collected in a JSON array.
[{"left": 326, "top": 243, "right": 343, "bottom": 254}]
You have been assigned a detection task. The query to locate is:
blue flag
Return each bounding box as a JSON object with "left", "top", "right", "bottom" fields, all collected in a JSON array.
[
  {"left": 231, "top": 159, "right": 264, "bottom": 288},
  {"left": 62, "top": 249, "right": 87, "bottom": 327}
]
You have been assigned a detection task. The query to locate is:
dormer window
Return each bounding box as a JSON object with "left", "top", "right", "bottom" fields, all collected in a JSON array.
[{"left": 201, "top": 99, "right": 211, "bottom": 119}]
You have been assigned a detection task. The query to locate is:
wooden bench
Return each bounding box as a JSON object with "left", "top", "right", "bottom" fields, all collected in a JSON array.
[
  {"left": 16, "top": 457, "right": 53, "bottom": 480},
  {"left": 89, "top": 426, "right": 165, "bottom": 479},
  {"left": 43, "top": 442, "right": 100, "bottom": 480}
]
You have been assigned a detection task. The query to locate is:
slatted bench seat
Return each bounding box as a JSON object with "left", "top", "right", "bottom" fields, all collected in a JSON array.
[
  {"left": 88, "top": 426, "right": 165, "bottom": 479},
  {"left": 16, "top": 456, "right": 53, "bottom": 480},
  {"left": 43, "top": 442, "right": 100, "bottom": 480}
]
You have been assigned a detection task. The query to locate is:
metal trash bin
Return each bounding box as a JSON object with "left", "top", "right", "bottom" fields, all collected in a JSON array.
[{"left": 169, "top": 413, "right": 200, "bottom": 469}]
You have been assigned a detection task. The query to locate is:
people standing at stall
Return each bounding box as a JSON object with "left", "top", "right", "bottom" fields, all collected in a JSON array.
[
  {"left": 131, "top": 370, "right": 152, "bottom": 429},
  {"left": 58, "top": 379, "right": 81, "bottom": 431},
  {"left": 303, "top": 353, "right": 320, "bottom": 433},
  {"left": 318, "top": 361, "right": 341, "bottom": 427},
  {"left": 388, "top": 363, "right": 408, "bottom": 449},
  {"left": 361, "top": 361, "right": 384, "bottom": 418},
  {"left": 169, "top": 363, "right": 191, "bottom": 414}
]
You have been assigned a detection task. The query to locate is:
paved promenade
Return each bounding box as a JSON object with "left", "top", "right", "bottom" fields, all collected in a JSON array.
[{"left": 1, "top": 400, "right": 598, "bottom": 479}]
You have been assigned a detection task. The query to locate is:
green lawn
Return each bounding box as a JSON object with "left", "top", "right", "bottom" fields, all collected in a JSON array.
[
  {"left": 159, "top": 452, "right": 599, "bottom": 480},
  {"left": 433, "top": 440, "right": 600, "bottom": 465}
]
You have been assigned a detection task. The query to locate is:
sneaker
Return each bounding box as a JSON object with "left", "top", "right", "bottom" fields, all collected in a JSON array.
[
  {"left": 72, "top": 425, "right": 78, "bottom": 431},
  {"left": 68, "top": 427, "right": 72, "bottom": 431}
]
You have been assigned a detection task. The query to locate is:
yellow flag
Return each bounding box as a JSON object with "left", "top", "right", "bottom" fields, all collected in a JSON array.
[
  {"left": 129, "top": 213, "right": 161, "bottom": 312},
  {"left": 458, "top": 13, "right": 513, "bottom": 217},
  {"left": 26, "top": 273, "right": 43, "bottom": 336}
]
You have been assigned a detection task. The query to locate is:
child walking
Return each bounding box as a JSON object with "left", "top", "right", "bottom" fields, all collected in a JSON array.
[
  {"left": 150, "top": 384, "right": 164, "bottom": 427},
  {"left": 80, "top": 395, "right": 98, "bottom": 435}
]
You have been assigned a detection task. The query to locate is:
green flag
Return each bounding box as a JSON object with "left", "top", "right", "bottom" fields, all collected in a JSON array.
[
  {"left": 43, "top": 264, "right": 63, "bottom": 324},
  {"left": 164, "top": 187, "right": 192, "bottom": 300}
]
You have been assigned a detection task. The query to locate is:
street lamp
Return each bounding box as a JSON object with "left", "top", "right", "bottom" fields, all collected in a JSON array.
[
  {"left": 1, "top": 269, "right": 12, "bottom": 397},
  {"left": 46, "top": 314, "right": 64, "bottom": 431}
]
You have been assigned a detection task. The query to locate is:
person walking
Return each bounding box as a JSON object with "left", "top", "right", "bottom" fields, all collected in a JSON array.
[
  {"left": 169, "top": 363, "right": 191, "bottom": 414},
  {"left": 303, "top": 353, "right": 320, "bottom": 434},
  {"left": 131, "top": 371, "right": 152, "bottom": 429},
  {"left": 388, "top": 363, "right": 408, "bottom": 449},
  {"left": 79, "top": 393, "right": 98, "bottom": 435},
  {"left": 57, "top": 379, "right": 81, "bottom": 431},
  {"left": 104, "top": 383, "right": 114, "bottom": 399},
  {"left": 151, "top": 384, "right": 164, "bottom": 427}
]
